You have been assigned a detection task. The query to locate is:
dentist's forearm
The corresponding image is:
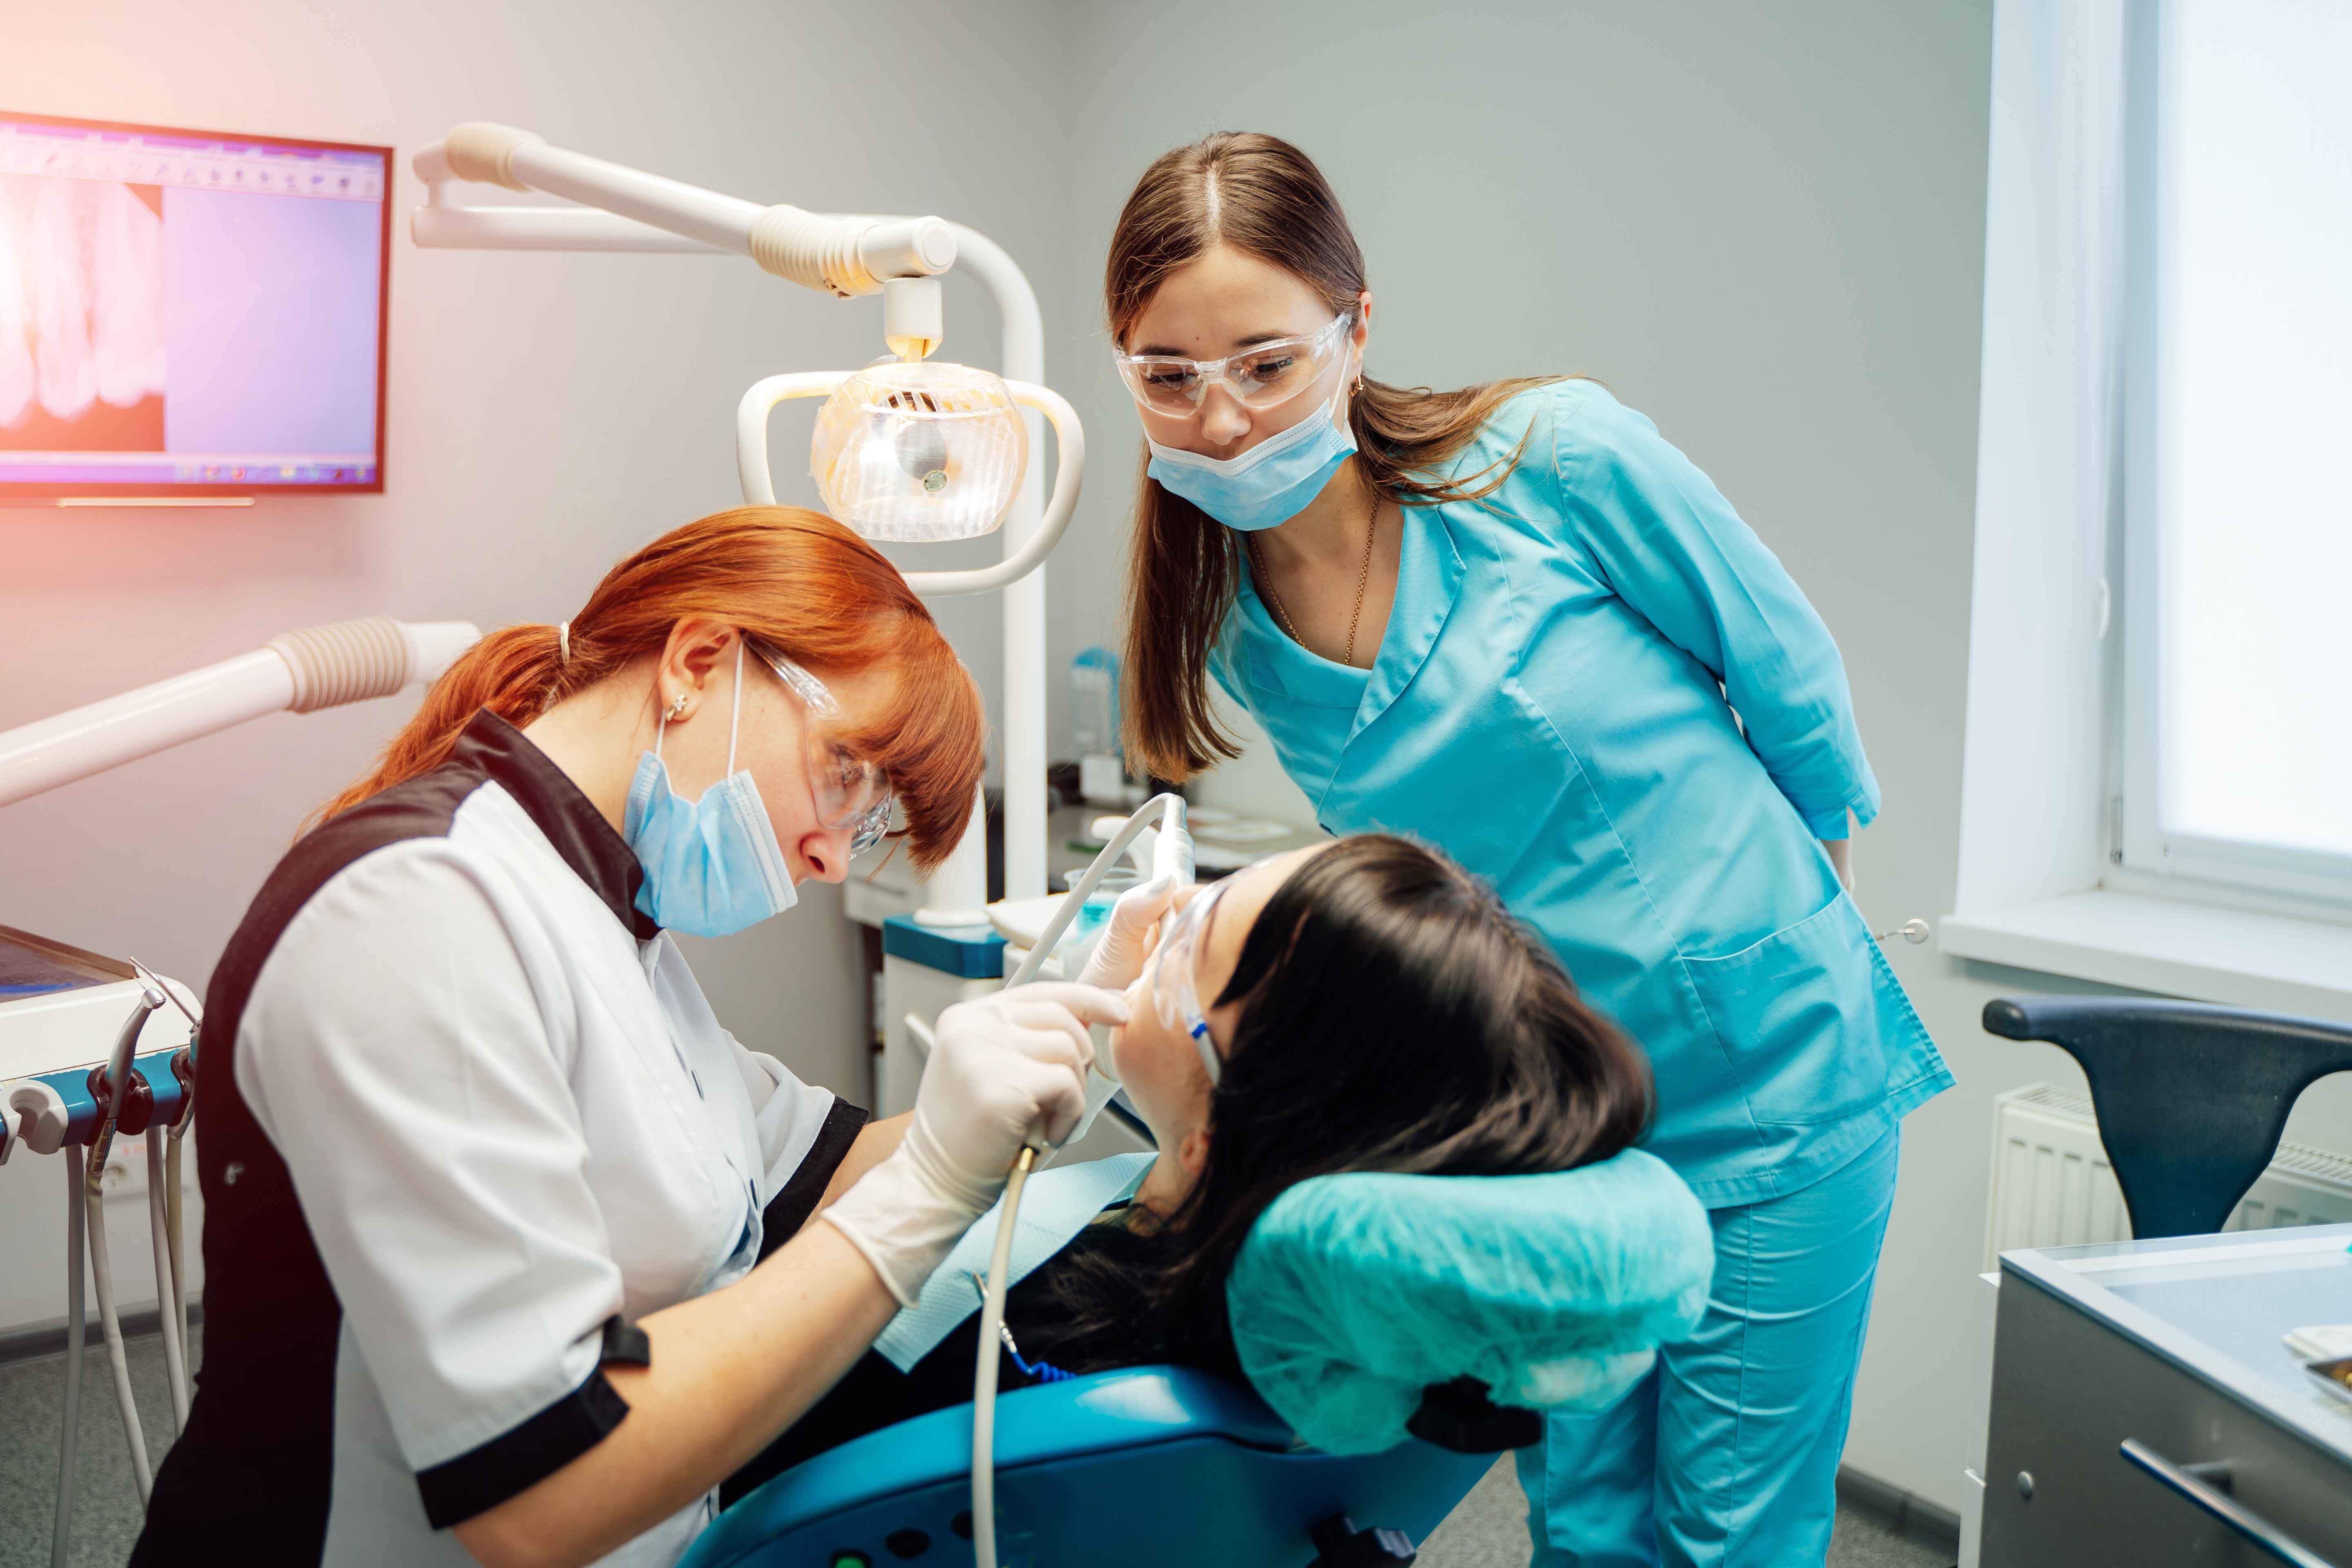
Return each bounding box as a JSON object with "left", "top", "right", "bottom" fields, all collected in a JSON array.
[
  {"left": 816, "top": 1113, "right": 910, "bottom": 1216},
  {"left": 453, "top": 1222, "right": 897, "bottom": 1568}
]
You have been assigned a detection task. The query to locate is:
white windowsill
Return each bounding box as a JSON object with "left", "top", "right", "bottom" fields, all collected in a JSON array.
[{"left": 1940, "top": 890, "right": 2352, "bottom": 1025}]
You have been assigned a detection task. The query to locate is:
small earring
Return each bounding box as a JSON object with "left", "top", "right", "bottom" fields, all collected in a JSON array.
[
  {"left": 665, "top": 694, "right": 689, "bottom": 720},
  {"left": 1353, "top": 377, "right": 1364, "bottom": 395}
]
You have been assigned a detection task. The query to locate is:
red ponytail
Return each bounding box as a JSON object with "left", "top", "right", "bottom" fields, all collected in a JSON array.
[{"left": 315, "top": 506, "right": 984, "bottom": 870}]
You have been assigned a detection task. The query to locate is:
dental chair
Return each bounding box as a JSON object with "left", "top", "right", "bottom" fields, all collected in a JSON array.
[{"left": 684, "top": 1148, "right": 1712, "bottom": 1568}]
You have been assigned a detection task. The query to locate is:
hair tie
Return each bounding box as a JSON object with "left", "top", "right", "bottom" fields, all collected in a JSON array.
[{"left": 557, "top": 622, "right": 572, "bottom": 664}]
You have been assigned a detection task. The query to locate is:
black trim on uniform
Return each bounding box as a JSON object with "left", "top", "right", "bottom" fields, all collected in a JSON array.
[
  {"left": 599, "top": 1314, "right": 652, "bottom": 1369},
  {"left": 450, "top": 711, "right": 658, "bottom": 941},
  {"left": 757, "top": 1098, "right": 871, "bottom": 1261},
  {"left": 132, "top": 710, "right": 656, "bottom": 1566},
  {"left": 415, "top": 1367, "right": 634, "bottom": 1530}
]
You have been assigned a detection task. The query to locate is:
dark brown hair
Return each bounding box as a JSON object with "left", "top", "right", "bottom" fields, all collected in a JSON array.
[
  {"left": 314, "top": 506, "right": 984, "bottom": 870},
  {"left": 1108, "top": 132, "right": 1561, "bottom": 779},
  {"left": 1024, "top": 833, "right": 1653, "bottom": 1378}
]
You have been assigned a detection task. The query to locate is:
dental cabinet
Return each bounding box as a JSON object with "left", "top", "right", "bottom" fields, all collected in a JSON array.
[{"left": 1982, "top": 1224, "right": 2352, "bottom": 1566}]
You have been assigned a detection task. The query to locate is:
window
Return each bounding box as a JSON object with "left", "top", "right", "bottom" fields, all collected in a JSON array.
[{"left": 2117, "top": 0, "right": 2352, "bottom": 911}]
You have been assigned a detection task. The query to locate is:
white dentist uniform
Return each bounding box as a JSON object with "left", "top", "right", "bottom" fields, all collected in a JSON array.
[{"left": 131, "top": 711, "right": 868, "bottom": 1568}]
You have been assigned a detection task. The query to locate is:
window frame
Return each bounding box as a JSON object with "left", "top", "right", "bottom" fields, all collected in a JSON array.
[{"left": 2111, "top": 0, "right": 2352, "bottom": 918}]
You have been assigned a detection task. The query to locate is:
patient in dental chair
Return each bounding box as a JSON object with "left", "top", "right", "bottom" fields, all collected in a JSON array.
[{"left": 727, "top": 832, "right": 1654, "bottom": 1500}]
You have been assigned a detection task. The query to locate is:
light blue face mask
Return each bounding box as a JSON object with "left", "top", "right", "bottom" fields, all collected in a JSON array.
[
  {"left": 623, "top": 640, "right": 797, "bottom": 939},
  {"left": 1145, "top": 371, "right": 1358, "bottom": 533}
]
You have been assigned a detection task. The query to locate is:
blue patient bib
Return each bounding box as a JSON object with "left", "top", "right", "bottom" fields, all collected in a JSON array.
[{"left": 873, "top": 1153, "right": 1156, "bottom": 1372}]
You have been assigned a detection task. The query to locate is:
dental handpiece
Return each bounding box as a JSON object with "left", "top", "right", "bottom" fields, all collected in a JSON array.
[
  {"left": 1151, "top": 795, "right": 1193, "bottom": 887},
  {"left": 1004, "top": 792, "right": 1192, "bottom": 990}
]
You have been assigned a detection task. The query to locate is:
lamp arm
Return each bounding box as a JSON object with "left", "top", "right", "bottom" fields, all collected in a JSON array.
[{"left": 412, "top": 124, "right": 955, "bottom": 295}]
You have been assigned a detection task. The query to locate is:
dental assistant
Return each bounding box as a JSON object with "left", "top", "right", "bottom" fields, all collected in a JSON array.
[
  {"left": 1106, "top": 135, "right": 1950, "bottom": 1567},
  {"left": 131, "top": 508, "right": 1128, "bottom": 1568}
]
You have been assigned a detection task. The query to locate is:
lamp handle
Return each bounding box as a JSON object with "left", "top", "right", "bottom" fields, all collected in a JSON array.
[
  {"left": 732, "top": 374, "right": 1084, "bottom": 598},
  {"left": 736, "top": 372, "right": 850, "bottom": 505}
]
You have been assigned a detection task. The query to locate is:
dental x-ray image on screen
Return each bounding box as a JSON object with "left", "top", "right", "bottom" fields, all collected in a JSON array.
[
  {"left": 0, "top": 175, "right": 167, "bottom": 451},
  {"left": 0, "top": 112, "right": 388, "bottom": 497}
]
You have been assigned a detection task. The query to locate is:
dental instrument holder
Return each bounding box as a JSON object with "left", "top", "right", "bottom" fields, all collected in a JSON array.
[
  {"left": 0, "top": 611, "right": 466, "bottom": 1566},
  {"left": 409, "top": 123, "right": 1077, "bottom": 931},
  {"left": 0, "top": 939, "right": 203, "bottom": 1566}
]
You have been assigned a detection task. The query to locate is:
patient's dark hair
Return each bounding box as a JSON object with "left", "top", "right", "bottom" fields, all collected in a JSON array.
[{"left": 1024, "top": 832, "right": 1653, "bottom": 1379}]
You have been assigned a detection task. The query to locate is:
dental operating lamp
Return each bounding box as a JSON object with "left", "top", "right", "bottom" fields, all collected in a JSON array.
[{"left": 410, "top": 123, "right": 1082, "bottom": 926}]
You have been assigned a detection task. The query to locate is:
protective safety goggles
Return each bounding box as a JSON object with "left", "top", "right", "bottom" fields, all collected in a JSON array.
[
  {"left": 1112, "top": 311, "right": 1354, "bottom": 418},
  {"left": 1149, "top": 880, "right": 1229, "bottom": 1085},
  {"left": 747, "top": 638, "right": 895, "bottom": 857}
]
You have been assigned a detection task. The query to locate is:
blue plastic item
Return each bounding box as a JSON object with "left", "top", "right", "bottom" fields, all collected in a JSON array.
[
  {"left": 680, "top": 1368, "right": 1492, "bottom": 1568},
  {"left": 882, "top": 914, "right": 1007, "bottom": 980},
  {"left": 1227, "top": 1150, "right": 1713, "bottom": 1455},
  {"left": 32, "top": 1046, "right": 190, "bottom": 1145}
]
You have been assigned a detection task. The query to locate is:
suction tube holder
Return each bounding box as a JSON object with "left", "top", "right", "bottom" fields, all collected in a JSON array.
[
  {"left": 734, "top": 371, "right": 1085, "bottom": 597},
  {"left": 0, "top": 617, "right": 480, "bottom": 810}
]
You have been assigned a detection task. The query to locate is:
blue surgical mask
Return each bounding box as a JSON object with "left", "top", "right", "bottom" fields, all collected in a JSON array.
[
  {"left": 623, "top": 641, "right": 797, "bottom": 939},
  {"left": 1145, "top": 373, "right": 1357, "bottom": 533}
]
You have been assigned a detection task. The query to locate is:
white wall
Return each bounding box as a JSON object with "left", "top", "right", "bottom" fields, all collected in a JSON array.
[
  {"left": 0, "top": 0, "right": 1073, "bottom": 1327},
  {"left": 1043, "top": 0, "right": 2029, "bottom": 1513}
]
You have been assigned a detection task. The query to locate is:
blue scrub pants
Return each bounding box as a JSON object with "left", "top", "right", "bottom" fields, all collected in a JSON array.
[{"left": 1517, "top": 1126, "right": 1901, "bottom": 1567}]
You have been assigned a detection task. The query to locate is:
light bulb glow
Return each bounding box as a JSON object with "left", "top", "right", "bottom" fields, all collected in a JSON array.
[{"left": 810, "top": 361, "right": 1027, "bottom": 542}]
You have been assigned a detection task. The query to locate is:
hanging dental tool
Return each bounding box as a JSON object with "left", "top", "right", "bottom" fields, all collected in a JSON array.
[
  {"left": 51, "top": 1141, "right": 84, "bottom": 1568},
  {"left": 970, "top": 793, "right": 1194, "bottom": 1568},
  {"left": 131, "top": 957, "right": 200, "bottom": 1425},
  {"left": 86, "top": 985, "right": 166, "bottom": 1503}
]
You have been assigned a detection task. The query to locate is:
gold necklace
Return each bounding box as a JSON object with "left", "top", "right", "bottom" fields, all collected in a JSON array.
[{"left": 1248, "top": 495, "right": 1382, "bottom": 668}]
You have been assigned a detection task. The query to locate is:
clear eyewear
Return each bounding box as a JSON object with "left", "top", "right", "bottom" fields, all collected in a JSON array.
[
  {"left": 1149, "top": 880, "right": 1227, "bottom": 1085},
  {"left": 747, "top": 638, "right": 895, "bottom": 856},
  {"left": 1112, "top": 311, "right": 1354, "bottom": 418}
]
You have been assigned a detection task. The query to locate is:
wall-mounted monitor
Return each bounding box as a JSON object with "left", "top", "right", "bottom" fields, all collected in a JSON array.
[{"left": 0, "top": 111, "right": 388, "bottom": 500}]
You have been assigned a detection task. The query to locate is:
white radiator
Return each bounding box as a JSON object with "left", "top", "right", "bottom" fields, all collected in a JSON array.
[{"left": 1983, "top": 1084, "right": 2352, "bottom": 1269}]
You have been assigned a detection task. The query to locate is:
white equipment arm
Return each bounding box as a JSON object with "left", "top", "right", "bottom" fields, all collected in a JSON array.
[
  {"left": 412, "top": 124, "right": 955, "bottom": 297},
  {"left": 406, "top": 124, "right": 1060, "bottom": 906},
  {"left": 0, "top": 619, "right": 480, "bottom": 810}
]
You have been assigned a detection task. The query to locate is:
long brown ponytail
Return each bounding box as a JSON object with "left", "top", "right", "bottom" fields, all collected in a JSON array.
[
  {"left": 314, "top": 506, "right": 984, "bottom": 869},
  {"left": 1107, "top": 131, "right": 1561, "bottom": 780}
]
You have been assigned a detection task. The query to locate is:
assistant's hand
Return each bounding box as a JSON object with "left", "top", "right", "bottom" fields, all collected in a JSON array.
[
  {"left": 1078, "top": 875, "right": 1192, "bottom": 990},
  {"left": 822, "top": 983, "right": 1129, "bottom": 1305}
]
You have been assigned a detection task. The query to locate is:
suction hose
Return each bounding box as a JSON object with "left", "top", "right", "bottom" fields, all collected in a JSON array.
[{"left": 972, "top": 794, "right": 1192, "bottom": 1568}]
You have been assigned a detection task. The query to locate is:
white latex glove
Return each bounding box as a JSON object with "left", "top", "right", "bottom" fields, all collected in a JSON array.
[
  {"left": 823, "top": 983, "right": 1128, "bottom": 1304},
  {"left": 1077, "top": 875, "right": 1187, "bottom": 991},
  {"left": 1056, "top": 880, "right": 1199, "bottom": 1156}
]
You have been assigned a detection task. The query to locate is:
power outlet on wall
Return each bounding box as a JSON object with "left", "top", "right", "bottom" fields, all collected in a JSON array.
[{"left": 98, "top": 1135, "right": 150, "bottom": 1201}]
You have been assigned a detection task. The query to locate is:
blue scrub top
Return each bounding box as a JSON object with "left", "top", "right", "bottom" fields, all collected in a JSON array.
[{"left": 1209, "top": 380, "right": 1949, "bottom": 1207}]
